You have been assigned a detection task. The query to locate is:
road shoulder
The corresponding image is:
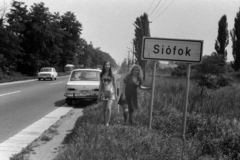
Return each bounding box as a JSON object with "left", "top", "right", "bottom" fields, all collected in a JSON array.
[{"left": 24, "top": 108, "right": 83, "bottom": 160}]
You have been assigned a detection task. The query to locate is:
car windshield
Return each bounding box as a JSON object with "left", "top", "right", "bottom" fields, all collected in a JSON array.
[
  {"left": 70, "top": 71, "right": 100, "bottom": 81},
  {"left": 40, "top": 68, "right": 52, "bottom": 72}
]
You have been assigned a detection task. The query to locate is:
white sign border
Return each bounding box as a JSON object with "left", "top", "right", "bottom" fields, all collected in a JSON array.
[{"left": 141, "top": 37, "right": 204, "bottom": 63}]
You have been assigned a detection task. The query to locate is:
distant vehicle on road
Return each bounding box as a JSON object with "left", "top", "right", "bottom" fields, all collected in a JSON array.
[
  {"left": 64, "top": 68, "right": 101, "bottom": 105},
  {"left": 38, "top": 67, "right": 58, "bottom": 81},
  {"left": 64, "top": 64, "right": 75, "bottom": 74}
]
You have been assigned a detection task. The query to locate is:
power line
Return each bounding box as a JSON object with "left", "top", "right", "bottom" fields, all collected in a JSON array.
[
  {"left": 150, "top": 0, "right": 168, "bottom": 18},
  {"left": 146, "top": 0, "right": 156, "bottom": 13},
  {"left": 151, "top": 0, "right": 175, "bottom": 22},
  {"left": 148, "top": 0, "right": 162, "bottom": 17}
]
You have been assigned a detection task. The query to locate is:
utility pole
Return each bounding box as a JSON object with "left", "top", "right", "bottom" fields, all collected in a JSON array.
[
  {"left": 143, "top": 16, "right": 151, "bottom": 81},
  {"left": 128, "top": 51, "right": 130, "bottom": 71},
  {"left": 132, "top": 42, "right": 134, "bottom": 65}
]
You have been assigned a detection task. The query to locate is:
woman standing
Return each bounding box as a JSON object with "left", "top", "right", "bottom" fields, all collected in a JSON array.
[
  {"left": 118, "top": 65, "right": 151, "bottom": 125},
  {"left": 98, "top": 61, "right": 117, "bottom": 126}
]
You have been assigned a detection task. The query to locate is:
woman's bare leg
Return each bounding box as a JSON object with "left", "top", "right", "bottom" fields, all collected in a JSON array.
[
  {"left": 105, "top": 100, "right": 113, "bottom": 126},
  {"left": 102, "top": 101, "right": 107, "bottom": 125},
  {"left": 122, "top": 104, "right": 128, "bottom": 124},
  {"left": 129, "top": 109, "right": 134, "bottom": 125}
]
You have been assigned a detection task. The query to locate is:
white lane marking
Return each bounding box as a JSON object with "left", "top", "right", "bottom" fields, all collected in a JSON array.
[
  {"left": 0, "top": 91, "right": 21, "bottom": 97},
  {"left": 50, "top": 82, "right": 63, "bottom": 85}
]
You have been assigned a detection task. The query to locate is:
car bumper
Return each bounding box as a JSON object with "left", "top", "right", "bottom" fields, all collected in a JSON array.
[
  {"left": 38, "top": 76, "right": 53, "bottom": 79},
  {"left": 64, "top": 93, "right": 98, "bottom": 99}
]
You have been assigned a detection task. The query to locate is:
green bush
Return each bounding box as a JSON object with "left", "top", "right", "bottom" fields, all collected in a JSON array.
[{"left": 220, "top": 133, "right": 240, "bottom": 159}]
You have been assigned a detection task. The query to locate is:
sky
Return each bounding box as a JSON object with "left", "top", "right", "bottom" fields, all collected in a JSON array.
[{"left": 3, "top": 0, "right": 240, "bottom": 65}]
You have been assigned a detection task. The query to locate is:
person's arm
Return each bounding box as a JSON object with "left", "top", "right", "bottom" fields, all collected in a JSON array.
[
  {"left": 138, "top": 77, "right": 151, "bottom": 90},
  {"left": 122, "top": 82, "right": 126, "bottom": 99},
  {"left": 139, "top": 85, "right": 151, "bottom": 90},
  {"left": 98, "top": 76, "right": 102, "bottom": 101},
  {"left": 121, "top": 75, "right": 127, "bottom": 100}
]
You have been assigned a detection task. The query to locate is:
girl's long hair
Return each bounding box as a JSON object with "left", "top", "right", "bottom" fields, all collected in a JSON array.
[
  {"left": 129, "top": 65, "right": 143, "bottom": 80},
  {"left": 100, "top": 61, "right": 113, "bottom": 78}
]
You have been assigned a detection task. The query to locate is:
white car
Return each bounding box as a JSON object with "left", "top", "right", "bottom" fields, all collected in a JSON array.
[
  {"left": 64, "top": 69, "right": 101, "bottom": 105},
  {"left": 38, "top": 67, "right": 58, "bottom": 81}
]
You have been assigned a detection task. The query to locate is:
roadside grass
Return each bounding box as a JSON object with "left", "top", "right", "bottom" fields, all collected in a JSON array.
[
  {"left": 0, "top": 71, "right": 37, "bottom": 83},
  {"left": 0, "top": 71, "right": 69, "bottom": 84},
  {"left": 54, "top": 72, "right": 240, "bottom": 160}
]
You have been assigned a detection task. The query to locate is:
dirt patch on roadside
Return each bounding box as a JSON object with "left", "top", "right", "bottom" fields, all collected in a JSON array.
[{"left": 23, "top": 108, "right": 83, "bottom": 160}]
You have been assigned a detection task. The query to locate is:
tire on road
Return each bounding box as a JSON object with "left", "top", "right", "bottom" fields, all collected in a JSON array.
[{"left": 66, "top": 98, "right": 73, "bottom": 105}]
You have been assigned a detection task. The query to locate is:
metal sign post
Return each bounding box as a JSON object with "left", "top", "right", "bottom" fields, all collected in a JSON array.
[
  {"left": 149, "top": 61, "right": 156, "bottom": 129},
  {"left": 182, "top": 64, "right": 191, "bottom": 141}
]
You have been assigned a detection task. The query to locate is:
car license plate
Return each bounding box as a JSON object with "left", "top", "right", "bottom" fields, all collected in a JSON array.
[{"left": 81, "top": 90, "right": 89, "bottom": 93}]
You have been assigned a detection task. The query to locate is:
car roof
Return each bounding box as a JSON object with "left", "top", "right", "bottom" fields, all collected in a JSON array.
[{"left": 72, "top": 68, "right": 101, "bottom": 72}]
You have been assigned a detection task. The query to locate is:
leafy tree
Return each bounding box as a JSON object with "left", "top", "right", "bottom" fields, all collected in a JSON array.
[
  {"left": 195, "top": 53, "right": 227, "bottom": 89},
  {"left": 7, "top": 1, "right": 28, "bottom": 39},
  {"left": 230, "top": 8, "right": 240, "bottom": 71},
  {"left": 0, "top": 0, "right": 11, "bottom": 24},
  {"left": 77, "top": 38, "right": 87, "bottom": 66},
  {"left": 171, "top": 62, "right": 187, "bottom": 77},
  {"left": 47, "top": 12, "right": 64, "bottom": 71},
  {"left": 59, "top": 11, "right": 82, "bottom": 70},
  {"left": 133, "top": 13, "right": 150, "bottom": 80},
  {"left": 21, "top": 2, "right": 55, "bottom": 75},
  {"left": 2, "top": 1, "right": 117, "bottom": 76},
  {"left": 215, "top": 15, "right": 229, "bottom": 65},
  {"left": 76, "top": 38, "right": 117, "bottom": 69},
  {"left": 7, "top": 1, "right": 63, "bottom": 74},
  {"left": 7, "top": 1, "right": 29, "bottom": 73},
  {"left": 120, "top": 58, "right": 128, "bottom": 72},
  {"left": 0, "top": 0, "right": 22, "bottom": 74},
  {"left": 0, "top": 23, "right": 21, "bottom": 73},
  {"left": 82, "top": 43, "right": 94, "bottom": 68}
]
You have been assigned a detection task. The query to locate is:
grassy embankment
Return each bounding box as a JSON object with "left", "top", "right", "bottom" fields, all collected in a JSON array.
[
  {"left": 50, "top": 70, "right": 240, "bottom": 160},
  {"left": 0, "top": 71, "right": 68, "bottom": 83}
]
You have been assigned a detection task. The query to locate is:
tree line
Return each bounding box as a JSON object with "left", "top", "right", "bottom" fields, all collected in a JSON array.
[{"left": 0, "top": 1, "right": 117, "bottom": 76}]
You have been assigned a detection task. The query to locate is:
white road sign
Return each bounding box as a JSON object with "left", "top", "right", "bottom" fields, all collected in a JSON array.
[{"left": 142, "top": 37, "right": 204, "bottom": 63}]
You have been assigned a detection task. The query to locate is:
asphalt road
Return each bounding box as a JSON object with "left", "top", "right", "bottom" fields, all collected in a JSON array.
[
  {"left": 0, "top": 70, "right": 121, "bottom": 144},
  {"left": 0, "top": 77, "right": 69, "bottom": 143}
]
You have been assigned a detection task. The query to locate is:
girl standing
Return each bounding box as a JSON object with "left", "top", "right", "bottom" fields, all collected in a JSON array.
[
  {"left": 118, "top": 65, "right": 151, "bottom": 125},
  {"left": 98, "top": 61, "right": 117, "bottom": 126}
]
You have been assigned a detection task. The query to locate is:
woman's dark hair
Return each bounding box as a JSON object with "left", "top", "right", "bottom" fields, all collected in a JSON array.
[{"left": 100, "top": 61, "right": 113, "bottom": 78}]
